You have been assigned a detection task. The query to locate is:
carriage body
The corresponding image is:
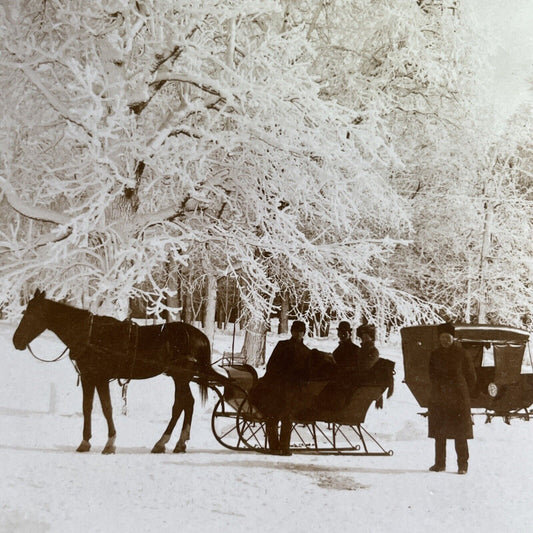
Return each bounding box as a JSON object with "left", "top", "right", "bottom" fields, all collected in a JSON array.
[
  {"left": 211, "top": 362, "right": 393, "bottom": 455},
  {"left": 401, "top": 324, "right": 533, "bottom": 420}
]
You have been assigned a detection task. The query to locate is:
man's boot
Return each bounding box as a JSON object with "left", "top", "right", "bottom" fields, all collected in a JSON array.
[
  {"left": 278, "top": 417, "right": 293, "bottom": 456},
  {"left": 455, "top": 439, "right": 469, "bottom": 474},
  {"left": 265, "top": 419, "right": 280, "bottom": 453},
  {"left": 429, "top": 437, "right": 446, "bottom": 472}
]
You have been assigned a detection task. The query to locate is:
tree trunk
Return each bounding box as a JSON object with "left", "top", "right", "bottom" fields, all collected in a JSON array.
[
  {"left": 241, "top": 317, "right": 268, "bottom": 366},
  {"left": 203, "top": 274, "right": 217, "bottom": 345},
  {"left": 217, "top": 277, "right": 228, "bottom": 330},
  {"left": 310, "top": 312, "right": 330, "bottom": 338},
  {"left": 165, "top": 262, "right": 181, "bottom": 322},
  {"left": 278, "top": 292, "right": 289, "bottom": 334},
  {"left": 183, "top": 291, "right": 194, "bottom": 324},
  {"left": 465, "top": 265, "right": 472, "bottom": 324},
  {"left": 478, "top": 201, "right": 494, "bottom": 323}
]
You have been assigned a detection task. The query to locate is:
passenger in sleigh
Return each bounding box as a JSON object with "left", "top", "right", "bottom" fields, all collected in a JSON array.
[
  {"left": 355, "top": 323, "right": 395, "bottom": 406},
  {"left": 356, "top": 323, "right": 379, "bottom": 375},
  {"left": 315, "top": 322, "right": 394, "bottom": 413},
  {"left": 314, "top": 321, "right": 361, "bottom": 411}
]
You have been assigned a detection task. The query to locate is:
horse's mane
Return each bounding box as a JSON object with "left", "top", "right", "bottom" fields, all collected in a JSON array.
[{"left": 46, "top": 298, "right": 121, "bottom": 324}]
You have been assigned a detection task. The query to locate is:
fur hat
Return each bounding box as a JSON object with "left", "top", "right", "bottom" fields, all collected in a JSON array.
[
  {"left": 356, "top": 323, "right": 376, "bottom": 341},
  {"left": 437, "top": 322, "right": 455, "bottom": 336}
]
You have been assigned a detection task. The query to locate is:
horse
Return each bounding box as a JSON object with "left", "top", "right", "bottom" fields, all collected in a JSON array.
[{"left": 12, "top": 289, "right": 225, "bottom": 454}]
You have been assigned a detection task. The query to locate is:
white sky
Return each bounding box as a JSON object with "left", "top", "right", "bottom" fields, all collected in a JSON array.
[{"left": 473, "top": 0, "right": 533, "bottom": 118}]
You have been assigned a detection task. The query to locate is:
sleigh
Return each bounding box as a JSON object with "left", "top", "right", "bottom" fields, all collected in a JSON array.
[{"left": 210, "top": 360, "right": 394, "bottom": 456}]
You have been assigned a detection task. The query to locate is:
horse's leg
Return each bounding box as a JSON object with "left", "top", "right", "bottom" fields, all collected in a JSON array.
[
  {"left": 174, "top": 384, "right": 194, "bottom": 453},
  {"left": 96, "top": 380, "right": 117, "bottom": 455},
  {"left": 77, "top": 376, "right": 95, "bottom": 452},
  {"left": 151, "top": 377, "right": 187, "bottom": 454}
]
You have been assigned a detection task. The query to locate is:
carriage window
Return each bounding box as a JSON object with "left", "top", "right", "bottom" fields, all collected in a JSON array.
[
  {"left": 481, "top": 345, "right": 494, "bottom": 367},
  {"left": 461, "top": 343, "right": 483, "bottom": 368}
]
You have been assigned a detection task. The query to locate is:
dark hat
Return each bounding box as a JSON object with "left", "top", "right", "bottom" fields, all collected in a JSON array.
[
  {"left": 437, "top": 322, "right": 455, "bottom": 336},
  {"left": 356, "top": 323, "right": 376, "bottom": 340},
  {"left": 337, "top": 321, "right": 352, "bottom": 332},
  {"left": 291, "top": 320, "right": 306, "bottom": 333}
]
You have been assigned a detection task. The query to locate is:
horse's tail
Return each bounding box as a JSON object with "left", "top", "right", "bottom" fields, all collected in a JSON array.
[
  {"left": 197, "top": 364, "right": 231, "bottom": 404},
  {"left": 191, "top": 326, "right": 230, "bottom": 404}
]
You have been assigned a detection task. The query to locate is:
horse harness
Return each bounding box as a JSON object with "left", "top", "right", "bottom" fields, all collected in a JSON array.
[
  {"left": 82, "top": 313, "right": 141, "bottom": 385},
  {"left": 28, "top": 310, "right": 199, "bottom": 385},
  {"left": 78, "top": 315, "right": 198, "bottom": 381}
]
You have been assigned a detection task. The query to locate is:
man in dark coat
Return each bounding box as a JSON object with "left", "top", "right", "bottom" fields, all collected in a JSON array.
[
  {"left": 333, "top": 321, "right": 360, "bottom": 373},
  {"left": 428, "top": 322, "right": 477, "bottom": 474},
  {"left": 261, "top": 320, "right": 310, "bottom": 455},
  {"left": 315, "top": 321, "right": 360, "bottom": 411}
]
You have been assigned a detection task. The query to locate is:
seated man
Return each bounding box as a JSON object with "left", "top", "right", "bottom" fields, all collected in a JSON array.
[
  {"left": 314, "top": 321, "right": 360, "bottom": 411},
  {"left": 333, "top": 321, "right": 360, "bottom": 374}
]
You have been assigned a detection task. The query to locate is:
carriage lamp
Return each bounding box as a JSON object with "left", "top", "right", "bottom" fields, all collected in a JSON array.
[{"left": 488, "top": 382, "right": 498, "bottom": 398}]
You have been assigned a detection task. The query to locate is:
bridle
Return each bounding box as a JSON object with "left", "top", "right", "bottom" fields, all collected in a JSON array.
[
  {"left": 18, "top": 305, "right": 68, "bottom": 363},
  {"left": 20, "top": 303, "right": 85, "bottom": 364},
  {"left": 24, "top": 311, "right": 92, "bottom": 384}
]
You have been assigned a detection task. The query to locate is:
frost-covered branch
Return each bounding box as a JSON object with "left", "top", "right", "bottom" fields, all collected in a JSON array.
[{"left": 0, "top": 177, "right": 70, "bottom": 225}]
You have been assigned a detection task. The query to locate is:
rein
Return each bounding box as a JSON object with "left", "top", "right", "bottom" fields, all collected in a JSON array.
[
  {"left": 27, "top": 342, "right": 69, "bottom": 363},
  {"left": 118, "top": 321, "right": 139, "bottom": 387}
]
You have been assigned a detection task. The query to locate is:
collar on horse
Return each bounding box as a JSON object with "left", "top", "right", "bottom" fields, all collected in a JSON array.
[{"left": 71, "top": 312, "right": 141, "bottom": 386}]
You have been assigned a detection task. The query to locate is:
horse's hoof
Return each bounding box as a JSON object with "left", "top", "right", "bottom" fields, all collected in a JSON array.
[
  {"left": 102, "top": 446, "right": 116, "bottom": 455},
  {"left": 102, "top": 436, "right": 116, "bottom": 454},
  {"left": 76, "top": 441, "right": 91, "bottom": 452},
  {"left": 173, "top": 443, "right": 186, "bottom": 453},
  {"left": 151, "top": 435, "right": 170, "bottom": 453}
]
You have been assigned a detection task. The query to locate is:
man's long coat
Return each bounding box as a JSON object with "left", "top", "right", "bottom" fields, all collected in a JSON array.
[
  {"left": 250, "top": 338, "right": 310, "bottom": 418},
  {"left": 428, "top": 343, "right": 477, "bottom": 439}
]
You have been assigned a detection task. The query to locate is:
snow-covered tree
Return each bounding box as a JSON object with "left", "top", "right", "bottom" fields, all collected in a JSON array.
[
  {"left": 298, "top": 0, "right": 533, "bottom": 328},
  {"left": 0, "top": 0, "right": 439, "bottom": 363},
  {"left": 373, "top": 2, "right": 533, "bottom": 327},
  {"left": 473, "top": 113, "right": 533, "bottom": 327}
]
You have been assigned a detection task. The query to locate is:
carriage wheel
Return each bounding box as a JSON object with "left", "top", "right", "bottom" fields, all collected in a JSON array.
[
  {"left": 211, "top": 396, "right": 248, "bottom": 451},
  {"left": 236, "top": 398, "right": 269, "bottom": 453}
]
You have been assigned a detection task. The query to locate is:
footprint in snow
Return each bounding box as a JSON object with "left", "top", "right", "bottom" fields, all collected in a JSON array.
[{"left": 316, "top": 474, "right": 368, "bottom": 491}]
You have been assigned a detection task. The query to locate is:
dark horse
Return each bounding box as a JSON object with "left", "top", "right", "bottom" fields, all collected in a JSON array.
[{"left": 13, "top": 289, "right": 223, "bottom": 454}]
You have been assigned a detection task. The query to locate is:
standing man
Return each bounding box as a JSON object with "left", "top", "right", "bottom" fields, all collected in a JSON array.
[
  {"left": 428, "top": 322, "right": 477, "bottom": 474},
  {"left": 263, "top": 320, "right": 310, "bottom": 455}
]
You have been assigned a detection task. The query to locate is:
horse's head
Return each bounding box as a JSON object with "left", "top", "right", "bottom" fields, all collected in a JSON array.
[{"left": 13, "top": 289, "right": 48, "bottom": 350}]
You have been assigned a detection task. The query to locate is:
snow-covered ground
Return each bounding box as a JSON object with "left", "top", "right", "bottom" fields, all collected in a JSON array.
[{"left": 1, "top": 320, "right": 533, "bottom": 533}]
